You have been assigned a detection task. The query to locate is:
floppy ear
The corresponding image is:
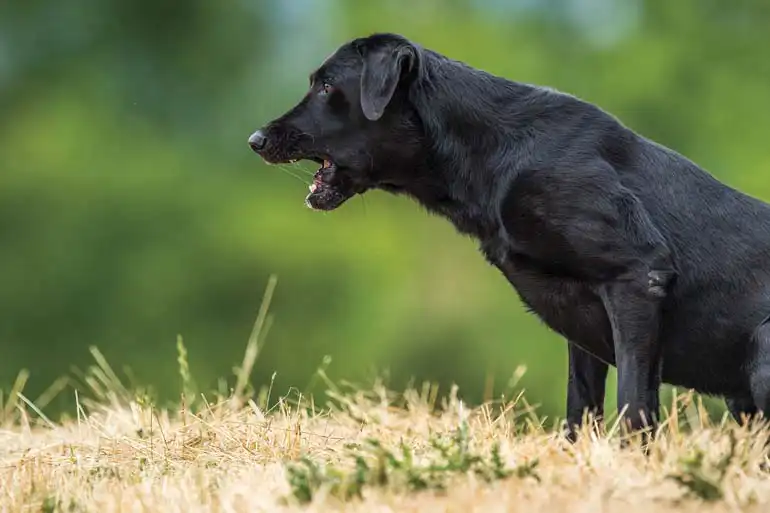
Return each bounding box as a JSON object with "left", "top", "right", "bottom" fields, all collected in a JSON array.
[{"left": 360, "top": 45, "right": 416, "bottom": 121}]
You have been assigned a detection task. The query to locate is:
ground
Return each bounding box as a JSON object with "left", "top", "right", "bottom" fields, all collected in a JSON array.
[{"left": 3, "top": 369, "right": 770, "bottom": 513}]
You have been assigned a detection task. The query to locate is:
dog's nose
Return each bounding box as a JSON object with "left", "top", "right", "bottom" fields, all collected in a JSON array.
[{"left": 248, "top": 130, "right": 267, "bottom": 152}]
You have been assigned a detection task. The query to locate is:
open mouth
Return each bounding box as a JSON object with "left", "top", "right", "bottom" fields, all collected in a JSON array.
[
  {"left": 308, "top": 159, "right": 334, "bottom": 194},
  {"left": 296, "top": 157, "right": 355, "bottom": 211},
  {"left": 257, "top": 147, "right": 358, "bottom": 211}
]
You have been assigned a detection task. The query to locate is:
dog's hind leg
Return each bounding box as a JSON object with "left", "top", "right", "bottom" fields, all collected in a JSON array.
[
  {"left": 744, "top": 321, "right": 770, "bottom": 473},
  {"left": 749, "top": 320, "right": 770, "bottom": 418}
]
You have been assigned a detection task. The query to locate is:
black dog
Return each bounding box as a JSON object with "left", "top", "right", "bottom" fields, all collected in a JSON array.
[{"left": 248, "top": 32, "right": 770, "bottom": 440}]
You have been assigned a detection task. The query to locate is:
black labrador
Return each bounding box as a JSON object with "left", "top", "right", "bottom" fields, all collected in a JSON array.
[{"left": 248, "top": 32, "right": 770, "bottom": 440}]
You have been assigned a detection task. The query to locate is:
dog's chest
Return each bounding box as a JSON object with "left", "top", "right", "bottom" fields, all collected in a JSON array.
[
  {"left": 492, "top": 251, "right": 616, "bottom": 363},
  {"left": 426, "top": 192, "right": 615, "bottom": 360}
]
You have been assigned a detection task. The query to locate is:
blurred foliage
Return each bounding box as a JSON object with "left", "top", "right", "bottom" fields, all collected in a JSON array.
[{"left": 2, "top": 0, "right": 770, "bottom": 419}]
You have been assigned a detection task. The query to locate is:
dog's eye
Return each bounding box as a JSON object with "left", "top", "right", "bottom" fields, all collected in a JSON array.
[{"left": 319, "top": 82, "right": 333, "bottom": 95}]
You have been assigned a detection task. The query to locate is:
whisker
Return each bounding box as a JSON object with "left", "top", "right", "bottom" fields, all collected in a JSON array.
[
  {"left": 274, "top": 164, "right": 312, "bottom": 185},
  {"left": 288, "top": 162, "right": 316, "bottom": 177}
]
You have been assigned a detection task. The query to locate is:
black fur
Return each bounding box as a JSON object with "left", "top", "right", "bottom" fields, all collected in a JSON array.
[{"left": 249, "top": 33, "right": 770, "bottom": 439}]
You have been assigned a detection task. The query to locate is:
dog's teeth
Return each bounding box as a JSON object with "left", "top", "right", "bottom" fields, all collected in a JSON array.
[{"left": 309, "top": 183, "right": 318, "bottom": 193}]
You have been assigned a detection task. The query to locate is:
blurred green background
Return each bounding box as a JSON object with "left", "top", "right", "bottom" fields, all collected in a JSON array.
[{"left": 3, "top": 0, "right": 770, "bottom": 420}]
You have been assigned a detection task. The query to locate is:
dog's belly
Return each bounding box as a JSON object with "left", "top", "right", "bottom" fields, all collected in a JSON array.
[
  {"left": 657, "top": 331, "right": 751, "bottom": 396},
  {"left": 499, "top": 261, "right": 616, "bottom": 365},
  {"left": 656, "top": 292, "right": 760, "bottom": 395}
]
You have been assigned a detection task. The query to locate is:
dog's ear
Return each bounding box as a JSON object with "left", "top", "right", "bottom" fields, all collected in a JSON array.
[{"left": 359, "top": 44, "right": 417, "bottom": 121}]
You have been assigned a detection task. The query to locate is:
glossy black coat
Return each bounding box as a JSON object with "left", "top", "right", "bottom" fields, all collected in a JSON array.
[{"left": 250, "top": 33, "right": 770, "bottom": 438}]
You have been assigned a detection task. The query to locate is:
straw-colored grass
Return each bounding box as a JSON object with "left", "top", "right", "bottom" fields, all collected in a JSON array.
[
  {"left": 3, "top": 277, "right": 770, "bottom": 512},
  {"left": 3, "top": 371, "right": 770, "bottom": 513}
]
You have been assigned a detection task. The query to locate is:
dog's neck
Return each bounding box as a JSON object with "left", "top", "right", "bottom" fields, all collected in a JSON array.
[{"left": 396, "top": 50, "right": 541, "bottom": 253}]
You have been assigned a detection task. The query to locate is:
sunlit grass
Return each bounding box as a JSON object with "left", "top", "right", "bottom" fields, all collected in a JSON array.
[{"left": 2, "top": 277, "right": 770, "bottom": 512}]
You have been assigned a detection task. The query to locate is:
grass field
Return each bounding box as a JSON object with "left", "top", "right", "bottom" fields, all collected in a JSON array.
[
  {"left": 3, "top": 281, "right": 770, "bottom": 512},
  {"left": 3, "top": 354, "right": 770, "bottom": 512}
]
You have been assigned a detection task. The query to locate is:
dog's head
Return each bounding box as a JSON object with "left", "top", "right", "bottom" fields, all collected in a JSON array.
[{"left": 248, "top": 33, "right": 424, "bottom": 211}]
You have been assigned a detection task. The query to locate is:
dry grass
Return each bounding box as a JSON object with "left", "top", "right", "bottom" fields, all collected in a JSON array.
[
  {"left": 3, "top": 278, "right": 770, "bottom": 512},
  {"left": 3, "top": 368, "right": 770, "bottom": 512}
]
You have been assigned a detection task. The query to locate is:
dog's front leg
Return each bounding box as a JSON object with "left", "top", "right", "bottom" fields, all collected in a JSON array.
[
  {"left": 598, "top": 270, "right": 669, "bottom": 443},
  {"left": 500, "top": 164, "right": 677, "bottom": 446},
  {"left": 565, "top": 342, "right": 608, "bottom": 443}
]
